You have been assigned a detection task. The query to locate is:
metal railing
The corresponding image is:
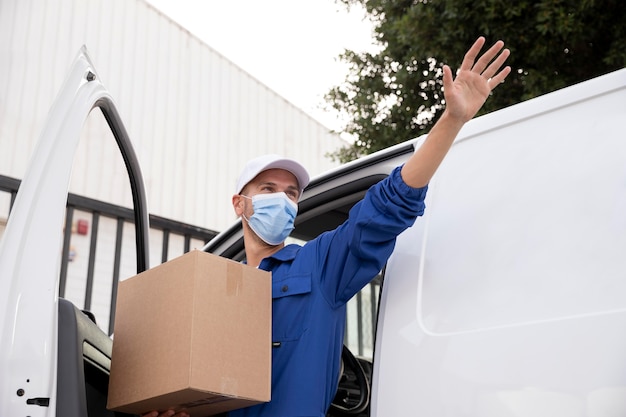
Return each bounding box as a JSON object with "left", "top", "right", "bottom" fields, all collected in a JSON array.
[{"left": 1, "top": 174, "right": 218, "bottom": 334}]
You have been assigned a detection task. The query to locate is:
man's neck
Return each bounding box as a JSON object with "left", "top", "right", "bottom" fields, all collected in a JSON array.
[{"left": 244, "top": 237, "right": 284, "bottom": 268}]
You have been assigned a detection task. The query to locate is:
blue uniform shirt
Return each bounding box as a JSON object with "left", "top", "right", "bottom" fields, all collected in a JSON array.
[{"left": 228, "top": 166, "right": 428, "bottom": 417}]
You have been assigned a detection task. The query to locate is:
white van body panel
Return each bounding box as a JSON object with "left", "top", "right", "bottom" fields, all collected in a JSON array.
[{"left": 373, "top": 69, "right": 626, "bottom": 416}]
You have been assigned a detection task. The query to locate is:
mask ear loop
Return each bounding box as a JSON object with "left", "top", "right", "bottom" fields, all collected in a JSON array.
[
  {"left": 239, "top": 200, "right": 259, "bottom": 243},
  {"left": 239, "top": 195, "right": 252, "bottom": 222}
]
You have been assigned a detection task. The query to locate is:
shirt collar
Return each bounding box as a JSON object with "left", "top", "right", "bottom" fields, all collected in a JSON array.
[
  {"left": 267, "top": 243, "right": 300, "bottom": 261},
  {"left": 257, "top": 243, "right": 301, "bottom": 270}
]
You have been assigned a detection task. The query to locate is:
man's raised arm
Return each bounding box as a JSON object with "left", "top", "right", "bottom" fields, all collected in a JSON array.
[{"left": 401, "top": 37, "right": 511, "bottom": 189}]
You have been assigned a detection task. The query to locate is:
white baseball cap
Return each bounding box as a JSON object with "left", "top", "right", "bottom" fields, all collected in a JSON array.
[{"left": 235, "top": 154, "right": 310, "bottom": 196}]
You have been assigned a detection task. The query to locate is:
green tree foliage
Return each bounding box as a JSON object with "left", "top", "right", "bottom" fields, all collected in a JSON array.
[{"left": 325, "top": 0, "right": 626, "bottom": 163}]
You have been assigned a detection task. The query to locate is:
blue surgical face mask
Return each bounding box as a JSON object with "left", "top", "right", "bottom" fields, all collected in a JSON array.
[{"left": 241, "top": 192, "right": 298, "bottom": 245}]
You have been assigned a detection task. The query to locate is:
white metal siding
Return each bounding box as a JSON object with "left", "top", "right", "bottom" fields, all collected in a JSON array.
[{"left": 0, "top": 0, "right": 341, "bottom": 232}]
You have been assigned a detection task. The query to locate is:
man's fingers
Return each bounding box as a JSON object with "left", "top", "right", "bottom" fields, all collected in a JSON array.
[
  {"left": 442, "top": 64, "right": 454, "bottom": 90},
  {"left": 458, "top": 37, "right": 511, "bottom": 92},
  {"left": 471, "top": 40, "right": 506, "bottom": 75},
  {"left": 488, "top": 65, "right": 512, "bottom": 89},
  {"left": 459, "top": 37, "right": 486, "bottom": 72},
  {"left": 482, "top": 48, "right": 511, "bottom": 81}
]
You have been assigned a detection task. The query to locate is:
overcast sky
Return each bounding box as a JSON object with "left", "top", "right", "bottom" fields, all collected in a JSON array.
[{"left": 144, "top": 0, "right": 378, "bottom": 130}]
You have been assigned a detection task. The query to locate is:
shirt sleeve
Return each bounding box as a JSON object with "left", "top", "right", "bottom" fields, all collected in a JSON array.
[{"left": 313, "top": 165, "right": 428, "bottom": 306}]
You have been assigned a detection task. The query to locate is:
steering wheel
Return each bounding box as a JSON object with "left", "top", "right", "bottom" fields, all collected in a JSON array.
[{"left": 328, "top": 345, "right": 370, "bottom": 415}]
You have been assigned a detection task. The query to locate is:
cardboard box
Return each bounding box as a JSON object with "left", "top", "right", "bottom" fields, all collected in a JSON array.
[{"left": 107, "top": 250, "right": 271, "bottom": 417}]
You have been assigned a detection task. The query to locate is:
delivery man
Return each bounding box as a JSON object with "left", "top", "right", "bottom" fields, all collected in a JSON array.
[{"left": 146, "top": 36, "right": 510, "bottom": 417}]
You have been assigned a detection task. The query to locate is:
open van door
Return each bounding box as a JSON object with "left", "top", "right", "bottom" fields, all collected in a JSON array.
[{"left": 0, "top": 47, "right": 148, "bottom": 417}]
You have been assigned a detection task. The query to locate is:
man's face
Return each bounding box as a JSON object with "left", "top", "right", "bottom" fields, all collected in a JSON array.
[{"left": 233, "top": 168, "right": 300, "bottom": 221}]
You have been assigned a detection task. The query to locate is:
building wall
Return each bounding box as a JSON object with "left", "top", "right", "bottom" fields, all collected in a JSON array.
[{"left": 0, "top": 0, "right": 341, "bottom": 233}]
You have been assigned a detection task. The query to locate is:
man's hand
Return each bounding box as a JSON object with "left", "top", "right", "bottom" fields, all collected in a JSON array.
[
  {"left": 401, "top": 37, "right": 511, "bottom": 188},
  {"left": 442, "top": 36, "right": 511, "bottom": 123}
]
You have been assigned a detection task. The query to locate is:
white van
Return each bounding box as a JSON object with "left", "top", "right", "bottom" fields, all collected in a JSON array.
[
  {"left": 1, "top": 45, "right": 625, "bottom": 417},
  {"left": 204, "top": 67, "right": 626, "bottom": 417}
]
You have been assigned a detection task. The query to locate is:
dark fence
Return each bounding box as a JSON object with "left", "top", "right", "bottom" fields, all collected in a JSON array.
[{"left": 1, "top": 174, "right": 218, "bottom": 334}]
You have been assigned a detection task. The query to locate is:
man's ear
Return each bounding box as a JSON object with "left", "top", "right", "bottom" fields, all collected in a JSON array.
[{"left": 232, "top": 194, "right": 244, "bottom": 217}]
